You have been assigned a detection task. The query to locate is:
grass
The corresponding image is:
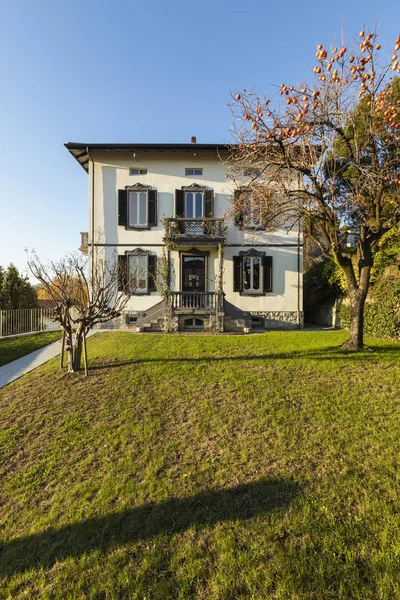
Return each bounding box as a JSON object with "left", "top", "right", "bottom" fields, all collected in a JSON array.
[
  {"left": 0, "top": 330, "right": 399, "bottom": 599},
  {"left": 0, "top": 331, "right": 61, "bottom": 367}
]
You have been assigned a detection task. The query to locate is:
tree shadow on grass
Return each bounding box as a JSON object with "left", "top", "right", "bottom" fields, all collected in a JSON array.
[
  {"left": 0, "top": 478, "right": 299, "bottom": 576},
  {"left": 89, "top": 343, "right": 400, "bottom": 371}
]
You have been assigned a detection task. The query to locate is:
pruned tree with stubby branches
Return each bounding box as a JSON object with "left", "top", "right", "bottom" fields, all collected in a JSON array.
[
  {"left": 228, "top": 29, "right": 400, "bottom": 349},
  {"left": 27, "top": 251, "right": 135, "bottom": 373}
]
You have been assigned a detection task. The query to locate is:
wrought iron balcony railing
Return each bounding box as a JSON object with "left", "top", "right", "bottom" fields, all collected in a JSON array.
[{"left": 164, "top": 218, "right": 225, "bottom": 241}]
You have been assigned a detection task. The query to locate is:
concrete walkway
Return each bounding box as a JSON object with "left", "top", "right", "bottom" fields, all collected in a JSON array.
[{"left": 0, "top": 330, "right": 102, "bottom": 389}]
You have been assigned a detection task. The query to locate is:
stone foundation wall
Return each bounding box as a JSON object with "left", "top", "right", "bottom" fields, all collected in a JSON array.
[
  {"left": 263, "top": 311, "right": 304, "bottom": 330},
  {"left": 98, "top": 310, "right": 304, "bottom": 333}
]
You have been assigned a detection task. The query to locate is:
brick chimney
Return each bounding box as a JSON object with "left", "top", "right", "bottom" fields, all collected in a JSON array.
[{"left": 191, "top": 136, "right": 197, "bottom": 144}]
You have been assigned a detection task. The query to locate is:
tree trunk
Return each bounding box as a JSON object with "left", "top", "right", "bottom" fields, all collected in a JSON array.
[
  {"left": 67, "top": 329, "right": 83, "bottom": 373},
  {"left": 339, "top": 237, "right": 373, "bottom": 351},
  {"left": 72, "top": 333, "right": 83, "bottom": 372},
  {"left": 342, "top": 289, "right": 367, "bottom": 350}
]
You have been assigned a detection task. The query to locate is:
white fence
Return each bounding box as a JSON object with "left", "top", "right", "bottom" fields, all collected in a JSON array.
[{"left": 0, "top": 308, "right": 59, "bottom": 338}]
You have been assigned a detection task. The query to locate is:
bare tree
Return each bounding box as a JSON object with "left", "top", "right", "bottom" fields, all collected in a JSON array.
[
  {"left": 228, "top": 29, "right": 400, "bottom": 349},
  {"left": 27, "top": 251, "right": 135, "bottom": 373}
]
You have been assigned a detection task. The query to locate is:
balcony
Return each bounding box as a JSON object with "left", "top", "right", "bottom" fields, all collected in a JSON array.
[
  {"left": 171, "top": 291, "right": 224, "bottom": 313},
  {"left": 164, "top": 218, "right": 225, "bottom": 245}
]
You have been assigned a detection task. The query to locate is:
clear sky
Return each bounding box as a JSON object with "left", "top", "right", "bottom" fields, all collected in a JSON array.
[{"left": 0, "top": 0, "right": 399, "bottom": 277}]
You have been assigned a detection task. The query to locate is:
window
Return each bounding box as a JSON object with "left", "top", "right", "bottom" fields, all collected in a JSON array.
[
  {"left": 185, "top": 191, "right": 204, "bottom": 217},
  {"left": 129, "top": 254, "right": 148, "bottom": 293},
  {"left": 234, "top": 188, "right": 278, "bottom": 230},
  {"left": 185, "top": 168, "right": 203, "bottom": 176},
  {"left": 130, "top": 168, "right": 147, "bottom": 175},
  {"left": 235, "top": 189, "right": 263, "bottom": 228},
  {"left": 243, "top": 256, "right": 261, "bottom": 293},
  {"left": 184, "top": 317, "right": 204, "bottom": 331},
  {"left": 128, "top": 190, "right": 147, "bottom": 227},
  {"left": 244, "top": 168, "right": 262, "bottom": 177},
  {"left": 118, "top": 253, "right": 157, "bottom": 294},
  {"left": 251, "top": 316, "right": 264, "bottom": 329},
  {"left": 233, "top": 254, "right": 273, "bottom": 295},
  {"left": 175, "top": 187, "right": 214, "bottom": 219},
  {"left": 118, "top": 187, "right": 157, "bottom": 228}
]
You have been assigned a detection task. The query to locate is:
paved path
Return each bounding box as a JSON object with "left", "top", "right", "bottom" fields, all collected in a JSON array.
[{"left": 0, "top": 330, "right": 102, "bottom": 389}]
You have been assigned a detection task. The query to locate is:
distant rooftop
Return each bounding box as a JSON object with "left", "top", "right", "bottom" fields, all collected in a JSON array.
[{"left": 65, "top": 142, "right": 231, "bottom": 172}]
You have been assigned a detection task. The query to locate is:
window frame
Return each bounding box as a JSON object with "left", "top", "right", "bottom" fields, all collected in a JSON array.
[
  {"left": 128, "top": 189, "right": 148, "bottom": 228},
  {"left": 129, "top": 168, "right": 148, "bottom": 175},
  {"left": 184, "top": 190, "right": 205, "bottom": 218},
  {"left": 185, "top": 168, "right": 203, "bottom": 176},
  {"left": 241, "top": 189, "right": 264, "bottom": 229},
  {"left": 242, "top": 255, "right": 263, "bottom": 294},
  {"left": 128, "top": 253, "right": 149, "bottom": 294}
]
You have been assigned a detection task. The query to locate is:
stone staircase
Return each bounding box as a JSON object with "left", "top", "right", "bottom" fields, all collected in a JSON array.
[{"left": 141, "top": 315, "right": 165, "bottom": 332}]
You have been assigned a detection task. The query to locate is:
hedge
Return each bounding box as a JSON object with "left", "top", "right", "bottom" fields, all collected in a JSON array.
[{"left": 339, "top": 273, "right": 400, "bottom": 340}]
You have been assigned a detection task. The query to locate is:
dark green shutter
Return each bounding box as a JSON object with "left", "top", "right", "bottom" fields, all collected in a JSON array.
[
  {"left": 263, "top": 256, "right": 272, "bottom": 293},
  {"left": 234, "top": 189, "right": 244, "bottom": 229},
  {"left": 118, "top": 190, "right": 127, "bottom": 226},
  {"left": 204, "top": 189, "right": 214, "bottom": 217},
  {"left": 175, "top": 189, "right": 184, "bottom": 217},
  {"left": 118, "top": 255, "right": 128, "bottom": 291},
  {"left": 148, "top": 190, "right": 157, "bottom": 227},
  {"left": 233, "top": 256, "right": 242, "bottom": 292},
  {"left": 148, "top": 255, "right": 157, "bottom": 292}
]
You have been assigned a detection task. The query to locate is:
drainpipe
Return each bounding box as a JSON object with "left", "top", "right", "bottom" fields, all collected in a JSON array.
[{"left": 87, "top": 147, "right": 95, "bottom": 283}]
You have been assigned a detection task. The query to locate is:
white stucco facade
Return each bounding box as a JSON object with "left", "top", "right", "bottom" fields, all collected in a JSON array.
[{"left": 67, "top": 143, "right": 303, "bottom": 331}]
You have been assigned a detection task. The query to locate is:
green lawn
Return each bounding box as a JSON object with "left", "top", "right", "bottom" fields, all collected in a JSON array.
[
  {"left": 0, "top": 331, "right": 61, "bottom": 367},
  {"left": 0, "top": 331, "right": 399, "bottom": 599}
]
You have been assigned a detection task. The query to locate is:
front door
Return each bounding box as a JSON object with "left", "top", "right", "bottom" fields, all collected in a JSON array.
[{"left": 182, "top": 256, "right": 206, "bottom": 292}]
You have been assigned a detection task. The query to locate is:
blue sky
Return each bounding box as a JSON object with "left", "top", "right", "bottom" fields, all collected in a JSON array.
[{"left": 0, "top": 0, "right": 399, "bottom": 277}]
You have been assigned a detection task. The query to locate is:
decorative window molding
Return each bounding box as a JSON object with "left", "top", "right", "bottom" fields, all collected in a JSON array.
[
  {"left": 125, "top": 247, "right": 151, "bottom": 256},
  {"left": 181, "top": 182, "right": 206, "bottom": 192},
  {"left": 238, "top": 249, "right": 266, "bottom": 257},
  {"left": 126, "top": 182, "right": 151, "bottom": 191}
]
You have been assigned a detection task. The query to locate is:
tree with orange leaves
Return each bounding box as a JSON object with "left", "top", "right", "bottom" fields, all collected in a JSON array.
[{"left": 229, "top": 30, "right": 400, "bottom": 349}]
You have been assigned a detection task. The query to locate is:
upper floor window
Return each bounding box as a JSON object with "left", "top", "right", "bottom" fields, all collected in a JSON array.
[
  {"left": 128, "top": 190, "right": 147, "bottom": 227},
  {"left": 118, "top": 185, "right": 157, "bottom": 229},
  {"left": 130, "top": 168, "right": 147, "bottom": 175},
  {"left": 185, "top": 191, "right": 204, "bottom": 217},
  {"left": 175, "top": 185, "right": 214, "bottom": 218},
  {"left": 185, "top": 168, "right": 203, "bottom": 176},
  {"left": 235, "top": 189, "right": 263, "bottom": 228},
  {"left": 234, "top": 188, "right": 277, "bottom": 230}
]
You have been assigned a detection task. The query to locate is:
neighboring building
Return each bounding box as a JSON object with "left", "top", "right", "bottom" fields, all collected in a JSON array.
[{"left": 66, "top": 141, "right": 303, "bottom": 332}]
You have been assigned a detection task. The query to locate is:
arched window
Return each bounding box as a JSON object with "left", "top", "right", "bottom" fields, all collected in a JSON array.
[{"left": 184, "top": 317, "right": 204, "bottom": 331}]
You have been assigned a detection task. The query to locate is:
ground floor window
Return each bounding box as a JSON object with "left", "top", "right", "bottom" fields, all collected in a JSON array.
[
  {"left": 128, "top": 254, "right": 148, "bottom": 293},
  {"left": 251, "top": 316, "right": 264, "bottom": 328},
  {"left": 233, "top": 254, "right": 273, "bottom": 295},
  {"left": 184, "top": 317, "right": 204, "bottom": 331},
  {"left": 243, "top": 256, "right": 261, "bottom": 293}
]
